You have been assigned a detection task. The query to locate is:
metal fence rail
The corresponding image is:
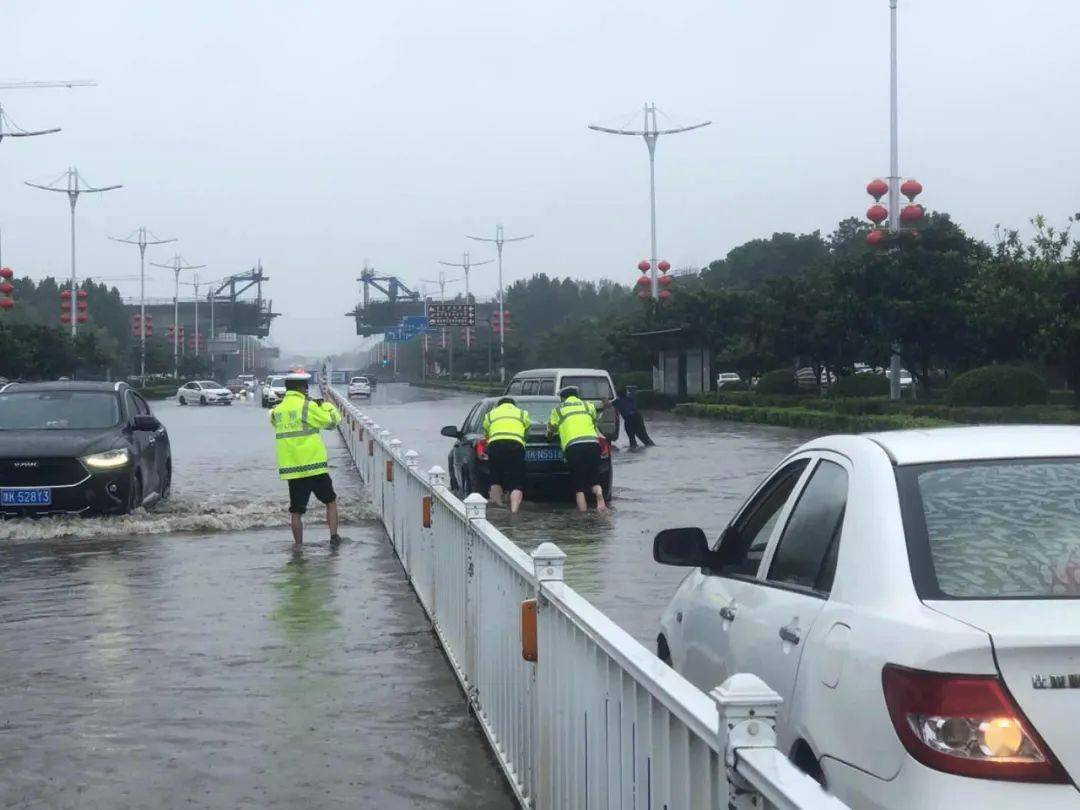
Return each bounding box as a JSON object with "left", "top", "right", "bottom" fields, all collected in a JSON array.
[{"left": 325, "top": 386, "right": 848, "bottom": 810}]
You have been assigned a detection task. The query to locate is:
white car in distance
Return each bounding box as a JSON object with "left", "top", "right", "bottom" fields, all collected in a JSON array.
[
  {"left": 716, "top": 372, "right": 743, "bottom": 389},
  {"left": 654, "top": 426, "right": 1080, "bottom": 808},
  {"left": 176, "top": 380, "right": 233, "bottom": 406},
  {"left": 261, "top": 375, "right": 287, "bottom": 409},
  {"left": 347, "top": 376, "right": 371, "bottom": 398}
]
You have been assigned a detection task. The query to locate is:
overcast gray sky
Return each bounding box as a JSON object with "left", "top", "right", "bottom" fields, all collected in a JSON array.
[{"left": 2, "top": 1, "right": 1077, "bottom": 356}]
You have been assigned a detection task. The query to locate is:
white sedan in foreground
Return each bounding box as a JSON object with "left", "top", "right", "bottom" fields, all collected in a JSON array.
[
  {"left": 176, "top": 380, "right": 233, "bottom": 406},
  {"left": 655, "top": 426, "right": 1080, "bottom": 808},
  {"left": 347, "top": 376, "right": 371, "bottom": 398}
]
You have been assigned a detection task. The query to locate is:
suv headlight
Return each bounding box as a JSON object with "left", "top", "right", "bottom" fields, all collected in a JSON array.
[{"left": 81, "top": 448, "right": 131, "bottom": 470}]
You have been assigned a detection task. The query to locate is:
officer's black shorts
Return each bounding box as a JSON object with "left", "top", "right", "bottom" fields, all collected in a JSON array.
[
  {"left": 564, "top": 441, "right": 602, "bottom": 493},
  {"left": 287, "top": 473, "right": 337, "bottom": 514},
  {"left": 487, "top": 440, "right": 526, "bottom": 492}
]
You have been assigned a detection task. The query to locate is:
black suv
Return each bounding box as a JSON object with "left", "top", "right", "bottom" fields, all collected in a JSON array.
[{"left": 0, "top": 381, "right": 172, "bottom": 516}]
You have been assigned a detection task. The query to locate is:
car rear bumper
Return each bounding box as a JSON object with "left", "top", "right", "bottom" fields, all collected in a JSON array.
[
  {"left": 0, "top": 468, "right": 132, "bottom": 517},
  {"left": 476, "top": 457, "right": 612, "bottom": 493}
]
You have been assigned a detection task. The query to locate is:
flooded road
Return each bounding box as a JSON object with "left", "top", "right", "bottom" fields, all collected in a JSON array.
[
  {"left": 0, "top": 395, "right": 513, "bottom": 808},
  {"left": 339, "top": 384, "right": 816, "bottom": 646}
]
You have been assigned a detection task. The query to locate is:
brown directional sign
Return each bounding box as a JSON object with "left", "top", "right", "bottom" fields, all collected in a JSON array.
[{"left": 428, "top": 303, "right": 476, "bottom": 326}]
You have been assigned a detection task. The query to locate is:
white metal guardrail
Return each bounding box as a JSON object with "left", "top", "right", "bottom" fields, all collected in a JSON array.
[{"left": 324, "top": 386, "right": 849, "bottom": 810}]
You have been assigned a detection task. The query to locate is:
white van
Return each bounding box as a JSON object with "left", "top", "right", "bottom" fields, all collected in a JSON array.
[{"left": 505, "top": 368, "right": 619, "bottom": 441}]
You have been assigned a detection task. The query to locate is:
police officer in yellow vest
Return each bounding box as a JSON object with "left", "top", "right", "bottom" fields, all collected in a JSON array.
[
  {"left": 270, "top": 372, "right": 344, "bottom": 551},
  {"left": 547, "top": 386, "right": 607, "bottom": 513},
  {"left": 481, "top": 396, "right": 531, "bottom": 514}
]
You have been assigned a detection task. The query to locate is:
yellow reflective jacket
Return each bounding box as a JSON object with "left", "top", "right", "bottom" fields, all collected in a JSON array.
[
  {"left": 270, "top": 390, "right": 341, "bottom": 480},
  {"left": 547, "top": 396, "right": 599, "bottom": 451},
  {"left": 482, "top": 402, "right": 531, "bottom": 446}
]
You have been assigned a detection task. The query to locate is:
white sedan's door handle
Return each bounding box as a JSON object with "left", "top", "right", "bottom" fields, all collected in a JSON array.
[{"left": 779, "top": 624, "right": 801, "bottom": 645}]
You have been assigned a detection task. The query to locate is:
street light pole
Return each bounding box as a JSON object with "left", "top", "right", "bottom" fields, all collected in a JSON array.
[
  {"left": 26, "top": 168, "right": 122, "bottom": 336},
  {"left": 589, "top": 103, "right": 709, "bottom": 299},
  {"left": 152, "top": 255, "right": 205, "bottom": 379},
  {"left": 420, "top": 271, "right": 463, "bottom": 378},
  {"left": 439, "top": 252, "right": 492, "bottom": 350},
  {"left": 110, "top": 227, "right": 176, "bottom": 386},
  {"left": 467, "top": 224, "right": 533, "bottom": 383},
  {"left": 888, "top": 0, "right": 903, "bottom": 400}
]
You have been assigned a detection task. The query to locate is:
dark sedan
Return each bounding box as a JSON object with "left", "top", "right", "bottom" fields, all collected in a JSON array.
[
  {"left": 441, "top": 395, "right": 613, "bottom": 501},
  {"left": 0, "top": 381, "right": 171, "bottom": 516}
]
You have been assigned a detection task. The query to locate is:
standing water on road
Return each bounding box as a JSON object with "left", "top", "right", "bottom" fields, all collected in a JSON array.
[
  {"left": 340, "top": 383, "right": 816, "bottom": 645},
  {"left": 0, "top": 394, "right": 513, "bottom": 807}
]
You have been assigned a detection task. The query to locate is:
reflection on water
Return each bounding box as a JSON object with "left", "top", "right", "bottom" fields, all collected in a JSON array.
[
  {"left": 347, "top": 383, "right": 817, "bottom": 644},
  {"left": 273, "top": 554, "right": 340, "bottom": 638}
]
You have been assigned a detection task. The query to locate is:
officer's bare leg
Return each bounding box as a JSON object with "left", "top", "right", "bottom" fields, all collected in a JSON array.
[
  {"left": 326, "top": 500, "right": 339, "bottom": 538},
  {"left": 489, "top": 484, "right": 505, "bottom": 507},
  {"left": 291, "top": 513, "right": 304, "bottom": 547},
  {"left": 592, "top": 485, "right": 607, "bottom": 512},
  {"left": 574, "top": 491, "right": 588, "bottom": 512},
  {"left": 509, "top": 488, "right": 523, "bottom": 514}
]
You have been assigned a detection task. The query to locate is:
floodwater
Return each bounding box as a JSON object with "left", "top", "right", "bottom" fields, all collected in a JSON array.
[
  {"left": 0, "top": 395, "right": 514, "bottom": 808},
  {"left": 338, "top": 383, "right": 816, "bottom": 646}
]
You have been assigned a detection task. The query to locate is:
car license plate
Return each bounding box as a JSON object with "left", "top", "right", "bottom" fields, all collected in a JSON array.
[
  {"left": 1, "top": 488, "right": 52, "bottom": 506},
  {"left": 526, "top": 447, "right": 561, "bottom": 463}
]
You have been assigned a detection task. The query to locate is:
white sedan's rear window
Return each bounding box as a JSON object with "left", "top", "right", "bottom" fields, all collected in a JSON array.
[{"left": 907, "top": 460, "right": 1080, "bottom": 598}]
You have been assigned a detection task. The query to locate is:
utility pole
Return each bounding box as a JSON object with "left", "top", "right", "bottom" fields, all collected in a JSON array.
[
  {"left": 110, "top": 227, "right": 176, "bottom": 386},
  {"left": 467, "top": 225, "right": 533, "bottom": 383},
  {"left": 438, "top": 252, "right": 492, "bottom": 349},
  {"left": 589, "top": 103, "right": 709, "bottom": 299},
  {"left": 26, "top": 168, "right": 122, "bottom": 336},
  {"left": 420, "top": 271, "right": 463, "bottom": 378},
  {"left": 887, "top": 0, "right": 903, "bottom": 401},
  {"left": 0, "top": 105, "right": 59, "bottom": 142},
  {"left": 0, "top": 79, "right": 96, "bottom": 143},
  {"left": 152, "top": 255, "right": 205, "bottom": 379},
  {"left": 181, "top": 273, "right": 208, "bottom": 358}
]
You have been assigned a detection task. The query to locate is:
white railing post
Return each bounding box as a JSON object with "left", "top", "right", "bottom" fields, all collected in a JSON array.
[
  {"left": 390, "top": 438, "right": 402, "bottom": 458},
  {"left": 404, "top": 450, "right": 419, "bottom": 469},
  {"left": 531, "top": 541, "right": 566, "bottom": 809},
  {"left": 463, "top": 492, "right": 487, "bottom": 521},
  {"left": 462, "top": 492, "right": 487, "bottom": 688},
  {"left": 428, "top": 465, "right": 448, "bottom": 489},
  {"left": 712, "top": 674, "right": 783, "bottom": 810},
  {"left": 379, "top": 429, "right": 390, "bottom": 443}
]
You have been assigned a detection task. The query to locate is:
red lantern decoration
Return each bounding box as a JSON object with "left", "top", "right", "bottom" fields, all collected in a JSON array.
[
  {"left": 637, "top": 290, "right": 649, "bottom": 300},
  {"left": 637, "top": 260, "right": 651, "bottom": 273},
  {"left": 635, "top": 275, "right": 650, "bottom": 287},
  {"left": 76, "top": 290, "right": 88, "bottom": 299},
  {"left": 866, "top": 178, "right": 888, "bottom": 201},
  {"left": 866, "top": 229, "right": 888, "bottom": 247},
  {"left": 0, "top": 267, "right": 11, "bottom": 279},
  {"left": 867, "top": 204, "right": 888, "bottom": 225},
  {"left": 900, "top": 204, "right": 924, "bottom": 224},
  {"left": 60, "top": 313, "right": 72, "bottom": 323},
  {"left": 0, "top": 298, "right": 13, "bottom": 310},
  {"left": 658, "top": 289, "right": 672, "bottom": 300},
  {"left": 77, "top": 300, "right": 88, "bottom": 311},
  {"left": 77, "top": 314, "right": 88, "bottom": 323},
  {"left": 0, "top": 283, "right": 13, "bottom": 295},
  {"left": 658, "top": 274, "right": 673, "bottom": 286},
  {"left": 900, "top": 179, "right": 923, "bottom": 201},
  {"left": 60, "top": 289, "right": 72, "bottom": 300},
  {"left": 658, "top": 260, "right": 671, "bottom": 272}
]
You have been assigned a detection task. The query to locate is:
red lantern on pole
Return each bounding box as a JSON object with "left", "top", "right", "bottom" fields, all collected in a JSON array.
[
  {"left": 866, "top": 178, "right": 889, "bottom": 201},
  {"left": 866, "top": 229, "right": 888, "bottom": 247},
  {"left": 60, "top": 289, "right": 72, "bottom": 301},
  {"left": 637, "top": 260, "right": 651, "bottom": 273},
  {"left": 658, "top": 289, "right": 672, "bottom": 300},
  {"left": 637, "top": 291, "right": 649, "bottom": 301},
  {"left": 900, "top": 204, "right": 924, "bottom": 225},
  {"left": 0, "top": 267, "right": 12, "bottom": 280},
  {"left": 658, "top": 274, "right": 673, "bottom": 286},
  {"left": 0, "top": 299, "right": 13, "bottom": 310},
  {"left": 77, "top": 314, "right": 88, "bottom": 324},
  {"left": 900, "top": 179, "right": 923, "bottom": 201},
  {"left": 867, "top": 204, "right": 888, "bottom": 225},
  {"left": 77, "top": 300, "right": 88, "bottom": 312},
  {"left": 76, "top": 289, "right": 88, "bottom": 299},
  {"left": 60, "top": 313, "right": 72, "bottom": 323},
  {"left": 658, "top": 260, "right": 671, "bottom": 272},
  {"left": 635, "top": 275, "right": 650, "bottom": 287},
  {"left": 0, "top": 283, "right": 13, "bottom": 295}
]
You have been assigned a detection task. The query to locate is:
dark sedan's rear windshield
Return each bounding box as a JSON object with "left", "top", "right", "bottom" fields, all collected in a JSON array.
[
  {"left": 899, "top": 459, "right": 1080, "bottom": 599},
  {"left": 0, "top": 391, "right": 121, "bottom": 430}
]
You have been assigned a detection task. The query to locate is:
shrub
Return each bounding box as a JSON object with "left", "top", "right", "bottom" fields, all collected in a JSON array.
[
  {"left": 755, "top": 368, "right": 798, "bottom": 395},
  {"left": 947, "top": 366, "right": 1049, "bottom": 407},
  {"left": 830, "top": 374, "right": 889, "bottom": 398}
]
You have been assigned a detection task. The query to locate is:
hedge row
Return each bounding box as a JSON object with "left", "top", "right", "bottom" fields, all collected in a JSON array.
[
  {"left": 413, "top": 380, "right": 505, "bottom": 396},
  {"left": 947, "top": 365, "right": 1049, "bottom": 406},
  {"left": 673, "top": 403, "right": 950, "bottom": 432},
  {"left": 137, "top": 384, "right": 178, "bottom": 400}
]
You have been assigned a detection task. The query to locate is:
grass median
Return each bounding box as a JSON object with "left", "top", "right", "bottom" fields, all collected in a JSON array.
[{"left": 673, "top": 402, "right": 952, "bottom": 432}]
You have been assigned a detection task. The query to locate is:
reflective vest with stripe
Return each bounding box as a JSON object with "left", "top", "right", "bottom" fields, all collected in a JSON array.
[
  {"left": 270, "top": 390, "right": 341, "bottom": 480},
  {"left": 482, "top": 402, "right": 531, "bottom": 446},
  {"left": 548, "top": 396, "right": 599, "bottom": 451}
]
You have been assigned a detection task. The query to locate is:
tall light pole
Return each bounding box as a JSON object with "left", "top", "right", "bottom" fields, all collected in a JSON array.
[
  {"left": 589, "top": 103, "right": 709, "bottom": 299},
  {"left": 467, "top": 224, "right": 533, "bottom": 383},
  {"left": 887, "top": 0, "right": 903, "bottom": 400},
  {"left": 0, "top": 105, "right": 60, "bottom": 143},
  {"left": 181, "top": 273, "right": 208, "bottom": 357},
  {"left": 26, "top": 168, "right": 122, "bottom": 336},
  {"left": 421, "top": 271, "right": 463, "bottom": 378},
  {"left": 438, "top": 252, "right": 491, "bottom": 348},
  {"left": 110, "top": 227, "right": 176, "bottom": 385},
  {"left": 152, "top": 254, "right": 205, "bottom": 378}
]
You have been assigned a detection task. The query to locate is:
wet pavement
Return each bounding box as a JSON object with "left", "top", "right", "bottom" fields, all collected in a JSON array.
[
  {"left": 0, "top": 395, "right": 514, "bottom": 808},
  {"left": 337, "top": 383, "right": 817, "bottom": 646}
]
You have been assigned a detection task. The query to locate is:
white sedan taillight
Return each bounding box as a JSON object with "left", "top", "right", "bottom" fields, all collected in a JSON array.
[{"left": 882, "top": 664, "right": 1068, "bottom": 783}]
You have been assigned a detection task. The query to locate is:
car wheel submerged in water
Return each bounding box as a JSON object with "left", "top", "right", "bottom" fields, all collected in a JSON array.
[{"left": 127, "top": 471, "right": 143, "bottom": 513}]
